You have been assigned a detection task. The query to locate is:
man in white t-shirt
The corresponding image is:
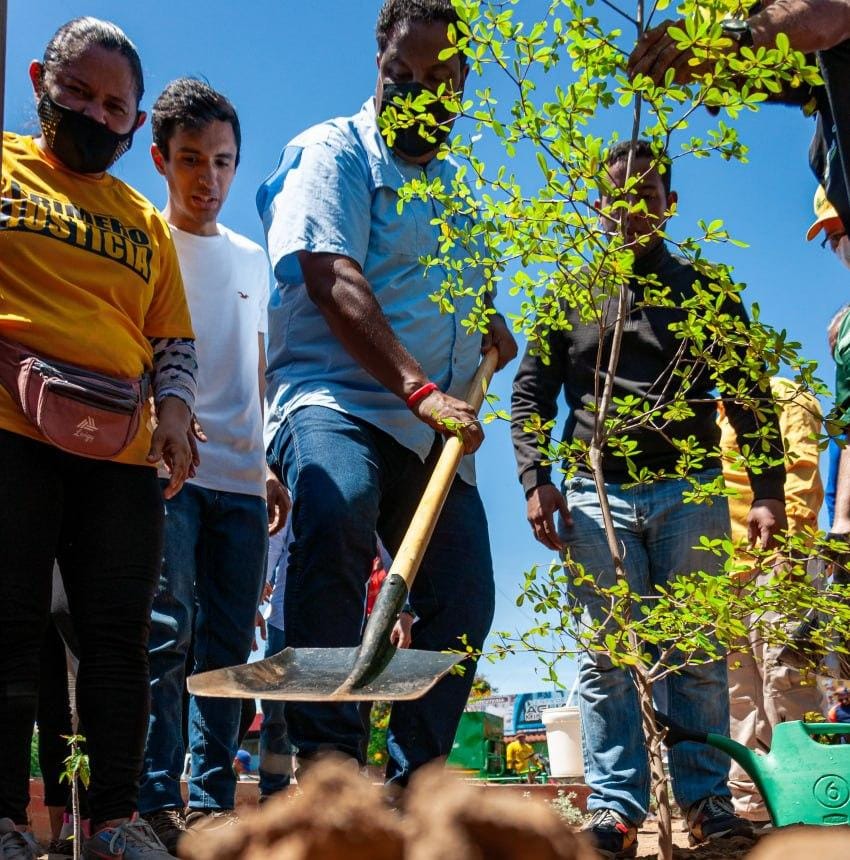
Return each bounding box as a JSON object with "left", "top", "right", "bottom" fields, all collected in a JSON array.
[{"left": 139, "top": 78, "right": 289, "bottom": 855}]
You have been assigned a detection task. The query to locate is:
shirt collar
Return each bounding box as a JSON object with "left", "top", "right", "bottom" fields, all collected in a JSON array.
[{"left": 631, "top": 239, "right": 671, "bottom": 277}]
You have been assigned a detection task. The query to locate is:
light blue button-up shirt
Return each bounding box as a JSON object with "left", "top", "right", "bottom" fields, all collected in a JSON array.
[{"left": 257, "top": 99, "right": 484, "bottom": 484}]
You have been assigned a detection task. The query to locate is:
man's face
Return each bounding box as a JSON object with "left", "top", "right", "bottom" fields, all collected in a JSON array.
[
  {"left": 375, "top": 19, "right": 468, "bottom": 163},
  {"left": 824, "top": 219, "right": 850, "bottom": 271},
  {"left": 152, "top": 119, "right": 237, "bottom": 236},
  {"left": 598, "top": 156, "right": 676, "bottom": 259}
]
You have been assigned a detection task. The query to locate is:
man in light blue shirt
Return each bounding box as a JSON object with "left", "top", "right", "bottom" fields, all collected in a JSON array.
[{"left": 257, "top": 0, "right": 516, "bottom": 785}]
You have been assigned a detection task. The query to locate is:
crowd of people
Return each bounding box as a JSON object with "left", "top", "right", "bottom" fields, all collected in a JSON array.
[{"left": 1, "top": 1, "right": 849, "bottom": 860}]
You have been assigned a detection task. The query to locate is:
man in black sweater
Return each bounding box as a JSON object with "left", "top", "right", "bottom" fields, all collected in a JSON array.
[{"left": 511, "top": 141, "right": 786, "bottom": 859}]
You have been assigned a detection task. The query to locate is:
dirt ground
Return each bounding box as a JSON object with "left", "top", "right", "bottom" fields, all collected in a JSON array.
[
  {"left": 636, "top": 821, "right": 850, "bottom": 859},
  {"left": 636, "top": 818, "right": 756, "bottom": 860}
]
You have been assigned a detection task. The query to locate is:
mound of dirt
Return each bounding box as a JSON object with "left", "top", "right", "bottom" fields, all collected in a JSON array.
[
  {"left": 179, "top": 759, "right": 595, "bottom": 860},
  {"left": 745, "top": 826, "right": 850, "bottom": 859},
  {"left": 405, "top": 765, "right": 596, "bottom": 860},
  {"left": 637, "top": 819, "right": 850, "bottom": 859},
  {"left": 179, "top": 764, "right": 848, "bottom": 860},
  {"left": 179, "top": 759, "right": 405, "bottom": 860}
]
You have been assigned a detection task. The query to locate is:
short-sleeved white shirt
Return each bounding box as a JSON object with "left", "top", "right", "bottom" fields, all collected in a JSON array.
[{"left": 163, "top": 224, "right": 269, "bottom": 498}]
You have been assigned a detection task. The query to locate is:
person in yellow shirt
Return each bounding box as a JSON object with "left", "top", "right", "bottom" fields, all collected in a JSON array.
[
  {"left": 506, "top": 732, "right": 538, "bottom": 784},
  {"left": 718, "top": 377, "right": 824, "bottom": 825},
  {"left": 0, "top": 17, "right": 195, "bottom": 860}
]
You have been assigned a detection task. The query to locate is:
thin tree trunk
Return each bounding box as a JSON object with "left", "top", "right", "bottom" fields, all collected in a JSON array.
[
  {"left": 584, "top": 3, "right": 673, "bottom": 856},
  {"left": 634, "top": 666, "right": 673, "bottom": 860},
  {"left": 71, "top": 750, "right": 81, "bottom": 860}
]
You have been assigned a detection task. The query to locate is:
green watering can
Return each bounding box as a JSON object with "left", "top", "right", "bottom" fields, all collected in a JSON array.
[{"left": 656, "top": 712, "right": 850, "bottom": 827}]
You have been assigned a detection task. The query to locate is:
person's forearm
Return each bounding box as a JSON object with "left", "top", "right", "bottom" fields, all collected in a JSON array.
[
  {"left": 724, "top": 399, "right": 786, "bottom": 501},
  {"left": 149, "top": 337, "right": 198, "bottom": 412},
  {"left": 304, "top": 256, "right": 428, "bottom": 401},
  {"left": 721, "top": 365, "right": 786, "bottom": 501},
  {"left": 511, "top": 341, "right": 564, "bottom": 492},
  {"left": 750, "top": 0, "right": 850, "bottom": 53},
  {"left": 832, "top": 445, "right": 850, "bottom": 532}
]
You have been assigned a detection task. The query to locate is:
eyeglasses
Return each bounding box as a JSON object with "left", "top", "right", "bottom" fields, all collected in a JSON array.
[{"left": 821, "top": 231, "right": 847, "bottom": 251}]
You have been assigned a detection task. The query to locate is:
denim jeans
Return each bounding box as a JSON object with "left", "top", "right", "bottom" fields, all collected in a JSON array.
[
  {"left": 268, "top": 405, "right": 494, "bottom": 784},
  {"left": 258, "top": 623, "right": 292, "bottom": 796},
  {"left": 560, "top": 470, "right": 732, "bottom": 824},
  {"left": 140, "top": 483, "right": 267, "bottom": 813}
]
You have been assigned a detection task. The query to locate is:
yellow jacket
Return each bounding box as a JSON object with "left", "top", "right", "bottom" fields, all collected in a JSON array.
[{"left": 718, "top": 377, "right": 823, "bottom": 544}]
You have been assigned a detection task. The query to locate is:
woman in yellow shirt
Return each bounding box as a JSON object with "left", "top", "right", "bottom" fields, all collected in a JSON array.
[{"left": 0, "top": 17, "right": 195, "bottom": 859}]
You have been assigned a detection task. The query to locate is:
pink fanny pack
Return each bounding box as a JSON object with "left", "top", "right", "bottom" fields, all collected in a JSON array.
[{"left": 0, "top": 335, "right": 148, "bottom": 459}]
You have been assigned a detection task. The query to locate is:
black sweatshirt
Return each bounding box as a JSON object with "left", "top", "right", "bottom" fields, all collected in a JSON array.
[{"left": 511, "top": 242, "right": 786, "bottom": 500}]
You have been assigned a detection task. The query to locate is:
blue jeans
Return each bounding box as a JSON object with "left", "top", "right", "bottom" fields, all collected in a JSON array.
[
  {"left": 268, "top": 405, "right": 494, "bottom": 784},
  {"left": 140, "top": 483, "right": 267, "bottom": 813},
  {"left": 258, "top": 623, "right": 292, "bottom": 796},
  {"left": 561, "top": 471, "right": 732, "bottom": 824}
]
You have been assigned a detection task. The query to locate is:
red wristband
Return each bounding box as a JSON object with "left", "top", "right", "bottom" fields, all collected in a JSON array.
[{"left": 406, "top": 382, "right": 439, "bottom": 409}]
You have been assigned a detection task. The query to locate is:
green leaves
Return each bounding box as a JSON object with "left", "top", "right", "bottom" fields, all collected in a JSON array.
[
  {"left": 393, "top": 2, "right": 838, "bottom": 757},
  {"left": 60, "top": 734, "right": 90, "bottom": 789}
]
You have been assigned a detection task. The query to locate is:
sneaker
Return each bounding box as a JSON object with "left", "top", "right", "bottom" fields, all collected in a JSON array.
[
  {"left": 581, "top": 809, "right": 638, "bottom": 859},
  {"left": 140, "top": 809, "right": 185, "bottom": 855},
  {"left": 0, "top": 819, "right": 40, "bottom": 860},
  {"left": 82, "top": 817, "right": 175, "bottom": 859},
  {"left": 46, "top": 836, "right": 75, "bottom": 859},
  {"left": 686, "top": 795, "right": 755, "bottom": 846},
  {"left": 184, "top": 809, "right": 239, "bottom": 833}
]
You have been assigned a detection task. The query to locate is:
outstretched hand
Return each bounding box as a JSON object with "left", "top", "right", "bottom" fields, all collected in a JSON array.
[
  {"left": 390, "top": 611, "right": 414, "bottom": 649},
  {"left": 412, "top": 390, "right": 484, "bottom": 454},
  {"left": 747, "top": 498, "right": 787, "bottom": 550},
  {"left": 526, "top": 483, "right": 571, "bottom": 551},
  {"left": 148, "top": 397, "right": 193, "bottom": 499},
  {"left": 628, "top": 19, "right": 733, "bottom": 86},
  {"left": 266, "top": 474, "right": 291, "bottom": 535}
]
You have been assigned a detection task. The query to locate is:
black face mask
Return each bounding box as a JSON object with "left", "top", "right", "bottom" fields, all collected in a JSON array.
[
  {"left": 379, "top": 81, "right": 455, "bottom": 159},
  {"left": 37, "top": 93, "right": 137, "bottom": 174}
]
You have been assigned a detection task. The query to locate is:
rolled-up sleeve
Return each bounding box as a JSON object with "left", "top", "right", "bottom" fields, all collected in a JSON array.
[
  {"left": 511, "top": 334, "right": 566, "bottom": 495},
  {"left": 257, "top": 130, "right": 373, "bottom": 286}
]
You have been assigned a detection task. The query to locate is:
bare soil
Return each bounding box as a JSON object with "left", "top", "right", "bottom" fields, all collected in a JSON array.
[{"left": 636, "top": 819, "right": 756, "bottom": 859}]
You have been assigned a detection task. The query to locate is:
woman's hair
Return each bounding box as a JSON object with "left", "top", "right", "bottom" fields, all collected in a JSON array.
[{"left": 41, "top": 17, "right": 144, "bottom": 105}]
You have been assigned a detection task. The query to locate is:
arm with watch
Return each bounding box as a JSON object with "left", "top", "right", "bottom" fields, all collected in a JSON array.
[
  {"left": 297, "top": 250, "right": 515, "bottom": 455},
  {"left": 628, "top": 0, "right": 850, "bottom": 86}
]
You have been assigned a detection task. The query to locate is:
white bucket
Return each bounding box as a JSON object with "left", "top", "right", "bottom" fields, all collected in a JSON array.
[{"left": 541, "top": 705, "right": 584, "bottom": 778}]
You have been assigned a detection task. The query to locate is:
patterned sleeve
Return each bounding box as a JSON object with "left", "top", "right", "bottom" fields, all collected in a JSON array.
[{"left": 149, "top": 337, "right": 198, "bottom": 412}]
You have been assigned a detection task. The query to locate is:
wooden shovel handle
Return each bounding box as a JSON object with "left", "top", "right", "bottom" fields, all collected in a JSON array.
[{"left": 388, "top": 348, "right": 499, "bottom": 589}]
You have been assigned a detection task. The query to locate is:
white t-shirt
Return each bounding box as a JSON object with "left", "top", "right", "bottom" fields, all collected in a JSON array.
[{"left": 164, "top": 224, "right": 270, "bottom": 497}]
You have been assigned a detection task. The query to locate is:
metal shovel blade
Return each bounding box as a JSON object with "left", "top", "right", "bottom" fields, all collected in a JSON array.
[{"left": 187, "top": 646, "right": 464, "bottom": 702}]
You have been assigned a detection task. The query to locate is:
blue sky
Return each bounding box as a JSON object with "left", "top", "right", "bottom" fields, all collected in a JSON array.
[{"left": 5, "top": 1, "right": 846, "bottom": 694}]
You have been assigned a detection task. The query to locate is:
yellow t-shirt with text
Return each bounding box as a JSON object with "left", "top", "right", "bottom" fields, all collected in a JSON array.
[{"left": 0, "top": 132, "right": 193, "bottom": 465}]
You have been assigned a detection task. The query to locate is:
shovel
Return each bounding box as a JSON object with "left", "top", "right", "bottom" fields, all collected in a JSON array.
[{"left": 188, "top": 348, "right": 499, "bottom": 702}]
